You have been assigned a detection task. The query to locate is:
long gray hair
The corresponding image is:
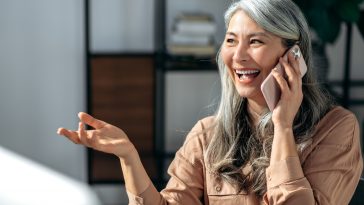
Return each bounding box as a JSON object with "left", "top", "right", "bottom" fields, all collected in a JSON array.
[{"left": 205, "top": 0, "right": 334, "bottom": 197}]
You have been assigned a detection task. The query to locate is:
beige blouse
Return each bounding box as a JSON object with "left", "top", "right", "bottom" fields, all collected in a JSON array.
[{"left": 128, "top": 106, "right": 363, "bottom": 204}]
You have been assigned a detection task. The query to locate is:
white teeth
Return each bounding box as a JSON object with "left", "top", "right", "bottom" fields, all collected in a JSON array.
[{"left": 235, "top": 70, "right": 260, "bottom": 75}]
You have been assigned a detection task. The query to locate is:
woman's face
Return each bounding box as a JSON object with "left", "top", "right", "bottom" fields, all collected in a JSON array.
[{"left": 221, "top": 10, "right": 286, "bottom": 107}]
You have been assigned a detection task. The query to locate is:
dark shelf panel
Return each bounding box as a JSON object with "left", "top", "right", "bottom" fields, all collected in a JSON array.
[
  {"left": 89, "top": 53, "right": 218, "bottom": 71},
  {"left": 349, "top": 100, "right": 364, "bottom": 106},
  {"left": 163, "top": 54, "right": 217, "bottom": 71},
  {"left": 327, "top": 80, "right": 364, "bottom": 87},
  {"left": 90, "top": 52, "right": 155, "bottom": 58},
  {"left": 325, "top": 80, "right": 364, "bottom": 107},
  {"left": 88, "top": 150, "right": 161, "bottom": 185}
]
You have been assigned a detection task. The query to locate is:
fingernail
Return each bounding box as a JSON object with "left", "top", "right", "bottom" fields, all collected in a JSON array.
[
  {"left": 272, "top": 68, "right": 278, "bottom": 74},
  {"left": 291, "top": 47, "right": 301, "bottom": 60}
]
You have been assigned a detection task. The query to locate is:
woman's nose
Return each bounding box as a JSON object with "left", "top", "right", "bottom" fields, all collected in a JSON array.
[{"left": 232, "top": 43, "right": 250, "bottom": 62}]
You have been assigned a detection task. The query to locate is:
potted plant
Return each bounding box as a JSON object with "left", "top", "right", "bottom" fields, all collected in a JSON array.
[
  {"left": 293, "top": 0, "right": 364, "bottom": 43},
  {"left": 293, "top": 0, "right": 364, "bottom": 106}
]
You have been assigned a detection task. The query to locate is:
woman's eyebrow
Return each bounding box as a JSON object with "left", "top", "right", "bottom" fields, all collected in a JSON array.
[
  {"left": 248, "top": 32, "right": 272, "bottom": 39},
  {"left": 225, "top": 31, "right": 271, "bottom": 39},
  {"left": 225, "top": 31, "right": 237, "bottom": 36}
]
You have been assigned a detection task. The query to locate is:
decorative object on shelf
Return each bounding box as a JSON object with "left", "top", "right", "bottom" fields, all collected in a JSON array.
[{"left": 167, "top": 12, "right": 217, "bottom": 57}]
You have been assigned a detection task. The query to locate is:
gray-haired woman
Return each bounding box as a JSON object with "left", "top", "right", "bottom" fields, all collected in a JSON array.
[{"left": 58, "top": 0, "right": 363, "bottom": 204}]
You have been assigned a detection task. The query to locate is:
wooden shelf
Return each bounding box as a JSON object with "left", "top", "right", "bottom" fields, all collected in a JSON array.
[
  {"left": 89, "top": 150, "right": 158, "bottom": 184},
  {"left": 88, "top": 56, "right": 156, "bottom": 183}
]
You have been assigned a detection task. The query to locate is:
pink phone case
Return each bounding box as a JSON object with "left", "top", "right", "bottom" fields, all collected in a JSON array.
[{"left": 260, "top": 45, "right": 307, "bottom": 111}]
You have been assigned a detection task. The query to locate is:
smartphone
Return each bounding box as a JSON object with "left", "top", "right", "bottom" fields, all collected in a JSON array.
[{"left": 260, "top": 45, "right": 307, "bottom": 111}]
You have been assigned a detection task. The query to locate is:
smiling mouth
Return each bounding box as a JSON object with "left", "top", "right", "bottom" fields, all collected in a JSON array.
[{"left": 235, "top": 69, "right": 261, "bottom": 80}]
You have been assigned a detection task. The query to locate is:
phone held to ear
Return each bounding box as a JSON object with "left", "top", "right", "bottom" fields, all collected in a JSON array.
[{"left": 260, "top": 45, "right": 307, "bottom": 111}]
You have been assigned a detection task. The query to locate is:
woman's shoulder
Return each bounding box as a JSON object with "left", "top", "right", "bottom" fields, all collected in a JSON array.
[
  {"left": 183, "top": 116, "right": 216, "bottom": 147},
  {"left": 300, "top": 106, "right": 359, "bottom": 162},
  {"left": 312, "top": 106, "right": 359, "bottom": 146},
  {"left": 198, "top": 116, "right": 216, "bottom": 129},
  {"left": 175, "top": 116, "right": 216, "bottom": 165},
  {"left": 323, "top": 105, "right": 356, "bottom": 119},
  {"left": 317, "top": 106, "right": 358, "bottom": 129}
]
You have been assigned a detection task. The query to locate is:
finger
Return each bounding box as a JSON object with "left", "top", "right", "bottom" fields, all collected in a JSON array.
[
  {"left": 77, "top": 122, "right": 92, "bottom": 147},
  {"left": 280, "top": 57, "right": 297, "bottom": 81},
  {"left": 78, "top": 122, "right": 87, "bottom": 142},
  {"left": 272, "top": 67, "right": 289, "bottom": 93},
  {"left": 57, "top": 128, "right": 81, "bottom": 144},
  {"left": 78, "top": 112, "right": 107, "bottom": 129},
  {"left": 287, "top": 47, "right": 300, "bottom": 76},
  {"left": 279, "top": 58, "right": 301, "bottom": 89}
]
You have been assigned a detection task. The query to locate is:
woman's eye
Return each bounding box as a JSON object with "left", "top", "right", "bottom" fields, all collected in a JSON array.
[
  {"left": 250, "top": 39, "right": 263, "bottom": 44},
  {"left": 226, "top": 38, "right": 235, "bottom": 44}
]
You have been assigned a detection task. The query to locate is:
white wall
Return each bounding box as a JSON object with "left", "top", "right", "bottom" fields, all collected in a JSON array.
[
  {"left": 165, "top": 71, "right": 220, "bottom": 153},
  {"left": 0, "top": 0, "right": 86, "bottom": 181},
  {"left": 90, "top": 0, "right": 155, "bottom": 52}
]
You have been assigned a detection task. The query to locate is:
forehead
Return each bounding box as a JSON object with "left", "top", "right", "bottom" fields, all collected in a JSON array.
[{"left": 227, "top": 10, "right": 266, "bottom": 35}]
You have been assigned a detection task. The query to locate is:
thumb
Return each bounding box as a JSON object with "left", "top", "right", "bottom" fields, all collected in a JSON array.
[{"left": 78, "top": 112, "right": 106, "bottom": 129}]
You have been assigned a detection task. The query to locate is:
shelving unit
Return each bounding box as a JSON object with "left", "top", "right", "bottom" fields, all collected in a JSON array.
[
  {"left": 84, "top": 0, "right": 364, "bottom": 190},
  {"left": 155, "top": 0, "right": 227, "bottom": 188},
  {"left": 84, "top": 0, "right": 223, "bottom": 189},
  {"left": 84, "top": 0, "right": 157, "bottom": 185}
]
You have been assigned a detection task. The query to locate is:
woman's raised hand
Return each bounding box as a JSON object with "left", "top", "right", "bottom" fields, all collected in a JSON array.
[
  {"left": 57, "top": 112, "right": 136, "bottom": 159},
  {"left": 271, "top": 49, "right": 303, "bottom": 129}
]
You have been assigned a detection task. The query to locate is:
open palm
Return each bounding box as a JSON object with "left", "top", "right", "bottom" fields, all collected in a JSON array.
[{"left": 57, "top": 112, "right": 135, "bottom": 158}]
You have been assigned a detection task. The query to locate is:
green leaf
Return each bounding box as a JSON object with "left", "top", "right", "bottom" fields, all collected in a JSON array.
[
  {"left": 336, "top": 1, "right": 360, "bottom": 22},
  {"left": 292, "top": 0, "right": 313, "bottom": 14},
  {"left": 312, "top": 0, "right": 336, "bottom": 8},
  {"left": 348, "top": 0, "right": 364, "bottom": 4},
  {"left": 357, "top": 10, "right": 364, "bottom": 39},
  {"left": 307, "top": 8, "right": 341, "bottom": 43}
]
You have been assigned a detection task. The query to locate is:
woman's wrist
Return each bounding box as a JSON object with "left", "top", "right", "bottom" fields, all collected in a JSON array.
[
  {"left": 274, "top": 125, "right": 293, "bottom": 134},
  {"left": 118, "top": 145, "right": 151, "bottom": 196},
  {"left": 118, "top": 145, "right": 139, "bottom": 165},
  {"left": 272, "top": 115, "right": 294, "bottom": 130},
  {"left": 271, "top": 125, "right": 298, "bottom": 162}
]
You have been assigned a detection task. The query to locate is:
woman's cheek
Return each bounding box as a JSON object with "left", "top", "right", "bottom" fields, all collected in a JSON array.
[
  {"left": 220, "top": 47, "right": 231, "bottom": 63},
  {"left": 221, "top": 49, "right": 235, "bottom": 77}
]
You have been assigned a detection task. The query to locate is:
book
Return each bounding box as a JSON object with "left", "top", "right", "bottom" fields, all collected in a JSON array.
[
  {"left": 176, "top": 12, "right": 213, "bottom": 21},
  {"left": 167, "top": 44, "right": 216, "bottom": 56},
  {"left": 175, "top": 20, "right": 217, "bottom": 35},
  {"left": 168, "top": 12, "right": 217, "bottom": 57},
  {"left": 170, "top": 32, "right": 212, "bottom": 45}
]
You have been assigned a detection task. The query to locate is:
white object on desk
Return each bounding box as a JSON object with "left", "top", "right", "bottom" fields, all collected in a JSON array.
[{"left": 0, "top": 146, "right": 101, "bottom": 205}]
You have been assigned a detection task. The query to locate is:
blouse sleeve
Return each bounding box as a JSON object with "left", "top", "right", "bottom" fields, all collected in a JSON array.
[
  {"left": 127, "top": 120, "right": 207, "bottom": 205},
  {"left": 265, "top": 110, "right": 363, "bottom": 204}
]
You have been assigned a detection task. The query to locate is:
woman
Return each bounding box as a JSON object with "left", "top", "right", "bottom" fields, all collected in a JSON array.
[{"left": 58, "top": 0, "right": 363, "bottom": 204}]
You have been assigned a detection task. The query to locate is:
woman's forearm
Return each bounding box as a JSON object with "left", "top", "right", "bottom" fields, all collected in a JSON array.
[
  {"left": 270, "top": 127, "right": 298, "bottom": 163},
  {"left": 119, "top": 147, "right": 152, "bottom": 195},
  {"left": 267, "top": 127, "right": 315, "bottom": 204}
]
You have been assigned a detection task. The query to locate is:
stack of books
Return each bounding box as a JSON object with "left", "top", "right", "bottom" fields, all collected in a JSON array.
[{"left": 167, "top": 12, "right": 217, "bottom": 57}]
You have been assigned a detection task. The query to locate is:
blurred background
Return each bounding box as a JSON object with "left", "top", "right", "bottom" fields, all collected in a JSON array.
[{"left": 0, "top": 0, "right": 363, "bottom": 204}]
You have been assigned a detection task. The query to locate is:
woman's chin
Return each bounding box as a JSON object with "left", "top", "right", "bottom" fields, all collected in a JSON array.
[
  {"left": 236, "top": 88, "right": 265, "bottom": 103},
  {"left": 235, "top": 88, "right": 257, "bottom": 98}
]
